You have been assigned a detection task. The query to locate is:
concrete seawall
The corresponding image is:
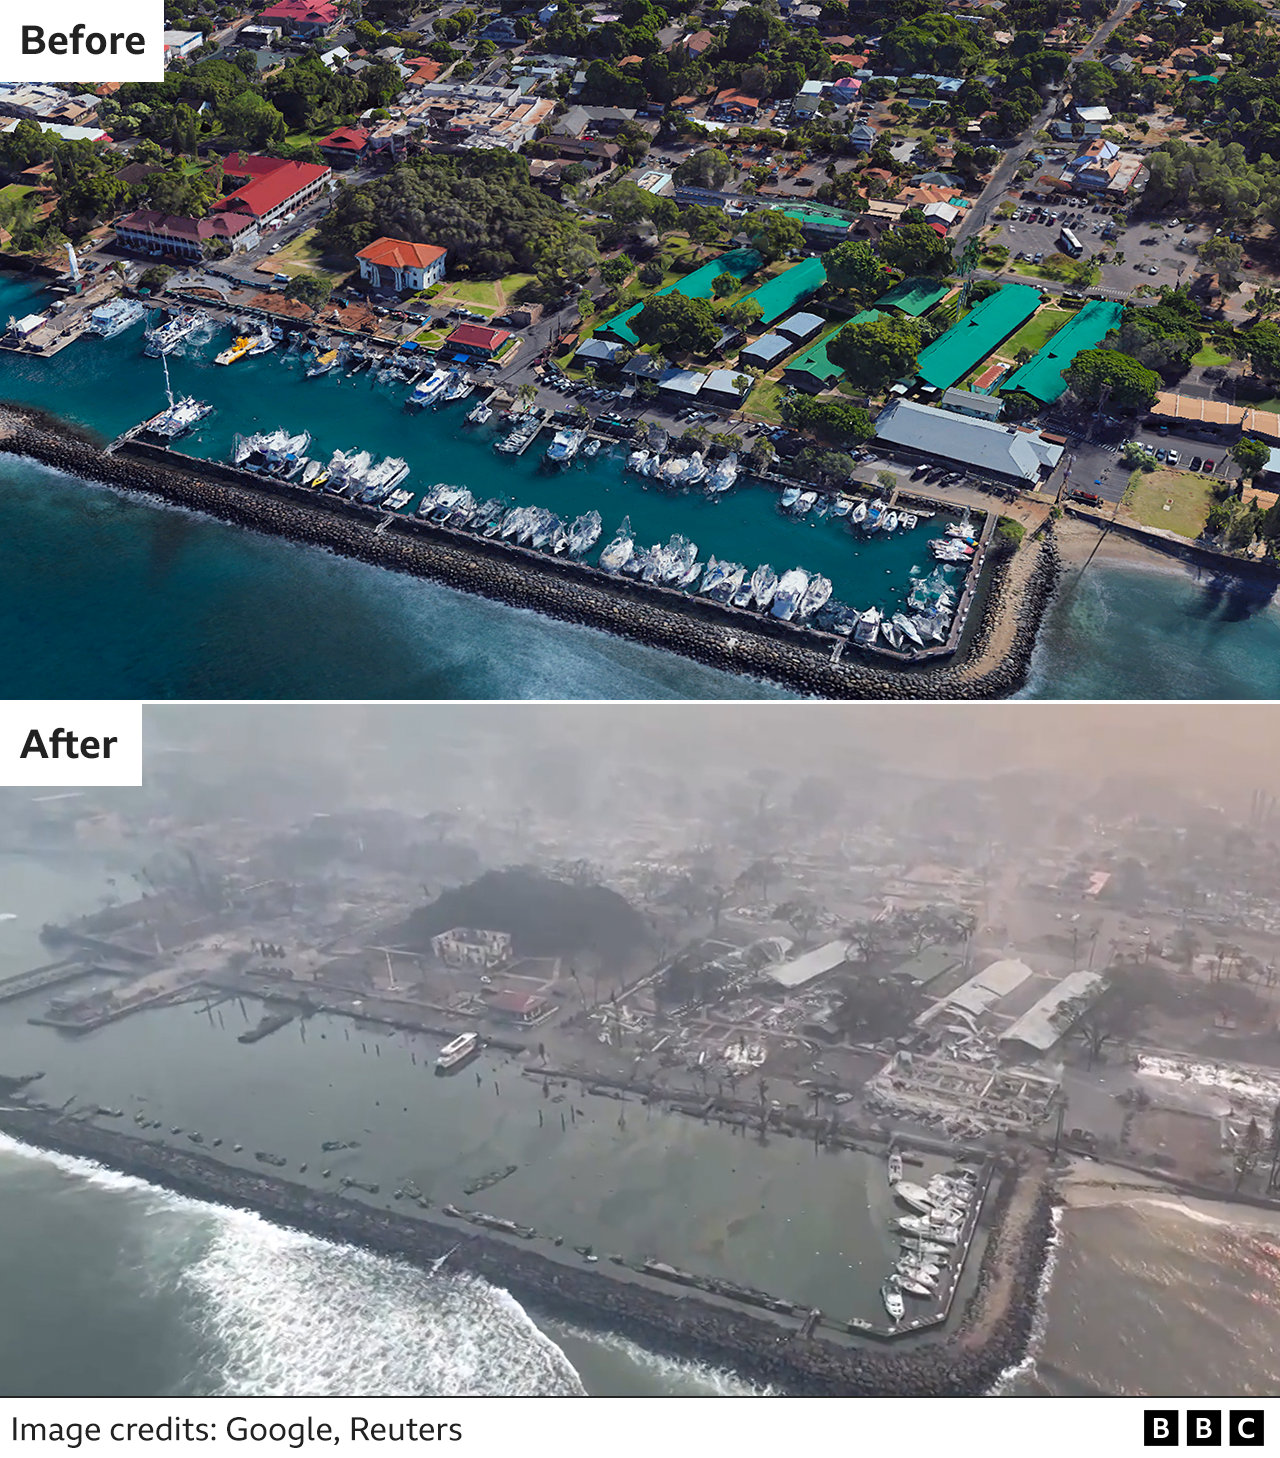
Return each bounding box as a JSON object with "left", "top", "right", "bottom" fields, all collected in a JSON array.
[
  {"left": 0, "top": 403, "right": 1057, "bottom": 700},
  {"left": 0, "top": 1102, "right": 1057, "bottom": 1395}
]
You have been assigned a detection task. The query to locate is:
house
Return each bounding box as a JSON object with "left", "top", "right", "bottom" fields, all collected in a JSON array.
[
  {"left": 940, "top": 386, "right": 1003, "bottom": 420},
  {"left": 679, "top": 28, "right": 714, "bottom": 57},
  {"left": 702, "top": 368, "right": 752, "bottom": 405},
  {"left": 998, "top": 972, "right": 1106, "bottom": 1057},
  {"left": 113, "top": 208, "right": 259, "bottom": 259},
  {"left": 574, "top": 336, "right": 625, "bottom": 368},
  {"left": 1072, "top": 103, "right": 1112, "bottom": 124},
  {"left": 317, "top": 125, "right": 370, "bottom": 167},
  {"left": 657, "top": 367, "right": 707, "bottom": 400},
  {"left": 356, "top": 237, "right": 447, "bottom": 292},
  {"left": 256, "top": 0, "right": 340, "bottom": 37},
  {"left": 793, "top": 80, "right": 827, "bottom": 117},
  {"left": 1048, "top": 120, "right": 1076, "bottom": 142},
  {"left": 431, "top": 928, "right": 512, "bottom": 969},
  {"left": 776, "top": 310, "right": 825, "bottom": 345},
  {"left": 711, "top": 89, "right": 760, "bottom": 119},
  {"left": 552, "top": 105, "right": 637, "bottom": 137},
  {"left": 239, "top": 25, "right": 282, "bottom": 47},
  {"left": 848, "top": 120, "right": 879, "bottom": 152},
  {"left": 793, "top": 2, "right": 823, "bottom": 21},
  {"left": 214, "top": 154, "right": 332, "bottom": 230},
  {"left": 921, "top": 200, "right": 961, "bottom": 228},
  {"left": 634, "top": 169, "right": 674, "bottom": 195},
  {"left": 319, "top": 44, "right": 350, "bottom": 69},
  {"left": 163, "top": 30, "right": 203, "bottom": 62},
  {"left": 872, "top": 398, "right": 1064, "bottom": 483},
  {"left": 539, "top": 1, "right": 559, "bottom": 21},
  {"left": 485, "top": 990, "right": 554, "bottom": 1024},
  {"left": 443, "top": 322, "right": 512, "bottom": 357},
  {"left": 479, "top": 16, "right": 521, "bottom": 44},
  {"left": 740, "top": 332, "right": 792, "bottom": 369}
]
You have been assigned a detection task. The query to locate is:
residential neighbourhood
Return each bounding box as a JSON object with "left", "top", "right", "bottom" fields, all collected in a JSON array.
[{"left": 6, "top": 0, "right": 1280, "bottom": 552}]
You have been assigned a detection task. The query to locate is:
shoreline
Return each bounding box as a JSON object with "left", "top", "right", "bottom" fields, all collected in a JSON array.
[
  {"left": 0, "top": 401, "right": 1055, "bottom": 701},
  {"left": 0, "top": 1101, "right": 1057, "bottom": 1396}
]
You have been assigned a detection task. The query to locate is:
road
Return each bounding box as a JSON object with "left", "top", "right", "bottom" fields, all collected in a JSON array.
[{"left": 954, "top": 0, "right": 1140, "bottom": 247}]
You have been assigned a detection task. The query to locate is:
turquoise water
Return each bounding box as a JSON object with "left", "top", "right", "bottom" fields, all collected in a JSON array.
[{"left": 0, "top": 272, "right": 955, "bottom": 619}]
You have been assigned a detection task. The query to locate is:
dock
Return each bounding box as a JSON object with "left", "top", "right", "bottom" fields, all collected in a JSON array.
[{"left": 0, "top": 959, "right": 98, "bottom": 1004}]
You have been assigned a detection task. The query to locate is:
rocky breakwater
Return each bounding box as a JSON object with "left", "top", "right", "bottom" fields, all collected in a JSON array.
[
  {"left": 0, "top": 403, "right": 1053, "bottom": 700},
  {"left": 0, "top": 1103, "right": 1058, "bottom": 1395}
]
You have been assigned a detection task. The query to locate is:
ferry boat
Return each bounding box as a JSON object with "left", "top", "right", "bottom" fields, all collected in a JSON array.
[
  {"left": 410, "top": 367, "right": 450, "bottom": 406},
  {"left": 435, "top": 1032, "right": 480, "bottom": 1073},
  {"left": 215, "top": 335, "right": 253, "bottom": 366},
  {"left": 88, "top": 296, "right": 145, "bottom": 339}
]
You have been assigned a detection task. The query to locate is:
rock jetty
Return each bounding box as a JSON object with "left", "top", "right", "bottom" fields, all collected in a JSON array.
[
  {"left": 0, "top": 1103, "right": 1057, "bottom": 1395},
  {"left": 0, "top": 403, "right": 1055, "bottom": 700}
]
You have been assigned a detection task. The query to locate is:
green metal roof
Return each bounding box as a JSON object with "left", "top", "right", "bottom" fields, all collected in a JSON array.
[
  {"left": 915, "top": 284, "right": 1042, "bottom": 389},
  {"left": 598, "top": 248, "right": 760, "bottom": 345},
  {"left": 736, "top": 255, "right": 827, "bottom": 325},
  {"left": 876, "top": 276, "right": 951, "bottom": 317},
  {"left": 783, "top": 311, "right": 881, "bottom": 384},
  {"left": 999, "top": 298, "right": 1124, "bottom": 403}
]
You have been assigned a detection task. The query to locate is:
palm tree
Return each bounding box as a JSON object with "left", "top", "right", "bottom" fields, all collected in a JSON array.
[{"left": 515, "top": 382, "right": 537, "bottom": 412}]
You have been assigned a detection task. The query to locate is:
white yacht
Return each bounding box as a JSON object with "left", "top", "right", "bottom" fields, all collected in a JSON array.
[
  {"left": 627, "top": 447, "right": 650, "bottom": 472},
  {"left": 750, "top": 564, "right": 778, "bottom": 609},
  {"left": 770, "top": 568, "right": 810, "bottom": 621},
  {"left": 850, "top": 499, "right": 868, "bottom": 525},
  {"left": 780, "top": 486, "right": 801, "bottom": 509},
  {"left": 435, "top": 1032, "right": 480, "bottom": 1073},
  {"left": 853, "top": 607, "right": 881, "bottom": 647},
  {"left": 794, "top": 491, "right": 818, "bottom": 515},
  {"left": 888, "top": 1151, "right": 904, "bottom": 1184},
  {"left": 707, "top": 452, "right": 738, "bottom": 493},
  {"left": 894, "top": 1182, "right": 934, "bottom": 1215},
  {"left": 892, "top": 613, "right": 924, "bottom": 647},
  {"left": 797, "top": 574, "right": 832, "bottom": 619},
  {"left": 144, "top": 309, "right": 204, "bottom": 357},
  {"left": 88, "top": 296, "right": 145, "bottom": 339},
  {"left": 546, "top": 427, "right": 586, "bottom": 466},
  {"left": 882, "top": 1283, "right": 905, "bottom": 1322},
  {"left": 410, "top": 368, "right": 450, "bottom": 407}
]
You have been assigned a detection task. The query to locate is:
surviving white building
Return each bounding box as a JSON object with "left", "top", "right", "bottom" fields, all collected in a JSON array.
[{"left": 431, "top": 928, "right": 512, "bottom": 969}]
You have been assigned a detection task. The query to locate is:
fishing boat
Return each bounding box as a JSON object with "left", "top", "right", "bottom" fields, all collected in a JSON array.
[
  {"left": 409, "top": 367, "right": 450, "bottom": 405},
  {"left": 442, "top": 371, "right": 474, "bottom": 403},
  {"left": 850, "top": 499, "right": 868, "bottom": 525},
  {"left": 882, "top": 1283, "right": 905, "bottom": 1322},
  {"left": 306, "top": 348, "right": 340, "bottom": 378},
  {"left": 88, "top": 296, "right": 145, "bottom": 339},
  {"left": 797, "top": 574, "right": 832, "bottom": 619},
  {"left": 853, "top": 607, "right": 881, "bottom": 647},
  {"left": 899, "top": 512, "right": 918, "bottom": 530},
  {"left": 215, "top": 334, "right": 253, "bottom": 366},
  {"left": 707, "top": 563, "right": 746, "bottom": 604},
  {"left": 568, "top": 510, "right": 603, "bottom": 556},
  {"left": 301, "top": 460, "right": 324, "bottom": 487},
  {"left": 626, "top": 447, "right": 650, "bottom": 473},
  {"left": 144, "top": 309, "right": 203, "bottom": 357},
  {"left": 750, "top": 564, "right": 778, "bottom": 609},
  {"left": 246, "top": 327, "right": 276, "bottom": 356},
  {"left": 795, "top": 491, "right": 818, "bottom": 516},
  {"left": 382, "top": 488, "right": 413, "bottom": 512},
  {"left": 865, "top": 499, "right": 886, "bottom": 531},
  {"left": 882, "top": 510, "right": 899, "bottom": 533},
  {"left": 830, "top": 496, "right": 852, "bottom": 518},
  {"left": 892, "top": 613, "right": 924, "bottom": 647},
  {"left": 895, "top": 1216, "right": 960, "bottom": 1244},
  {"left": 465, "top": 400, "right": 492, "bottom": 425},
  {"left": 546, "top": 427, "right": 586, "bottom": 466},
  {"left": 894, "top": 1182, "right": 935, "bottom": 1215},
  {"left": 707, "top": 452, "right": 738, "bottom": 493},
  {"left": 599, "top": 517, "right": 635, "bottom": 572},
  {"left": 882, "top": 621, "right": 904, "bottom": 650},
  {"left": 582, "top": 438, "right": 600, "bottom": 458},
  {"left": 770, "top": 568, "right": 810, "bottom": 621}
]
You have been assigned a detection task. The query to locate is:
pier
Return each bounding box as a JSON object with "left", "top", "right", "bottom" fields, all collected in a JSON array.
[{"left": 0, "top": 959, "right": 102, "bottom": 1004}]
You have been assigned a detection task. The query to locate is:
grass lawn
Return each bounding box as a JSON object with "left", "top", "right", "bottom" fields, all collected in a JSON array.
[
  {"left": 447, "top": 279, "right": 501, "bottom": 308},
  {"left": 1191, "top": 341, "right": 1234, "bottom": 367},
  {"left": 745, "top": 378, "right": 785, "bottom": 424},
  {"left": 0, "top": 184, "right": 35, "bottom": 202},
  {"left": 1003, "top": 307, "right": 1073, "bottom": 359},
  {"left": 1124, "top": 467, "right": 1217, "bottom": 538},
  {"left": 268, "top": 227, "right": 353, "bottom": 282}
]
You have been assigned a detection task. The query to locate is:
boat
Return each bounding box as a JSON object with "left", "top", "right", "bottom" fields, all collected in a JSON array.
[
  {"left": 813, "top": 495, "right": 831, "bottom": 518},
  {"left": 898, "top": 1277, "right": 934, "bottom": 1299},
  {"left": 465, "top": 401, "right": 493, "bottom": 425},
  {"left": 882, "top": 1283, "right": 905, "bottom": 1322},
  {"left": 853, "top": 607, "right": 881, "bottom": 647},
  {"left": 88, "top": 296, "right": 145, "bottom": 339},
  {"left": 892, "top": 613, "right": 924, "bottom": 647},
  {"left": 532, "top": 513, "right": 560, "bottom": 549},
  {"left": 382, "top": 488, "right": 413, "bottom": 512},
  {"left": 546, "top": 427, "right": 586, "bottom": 466},
  {"left": 895, "top": 1216, "right": 960, "bottom": 1244},
  {"left": 145, "top": 353, "right": 211, "bottom": 439},
  {"left": 947, "top": 507, "right": 976, "bottom": 542},
  {"left": 435, "top": 1032, "right": 480, "bottom": 1073},
  {"left": 770, "top": 568, "right": 810, "bottom": 621},
  {"left": 246, "top": 328, "right": 276, "bottom": 356},
  {"left": 887, "top": 1151, "right": 904, "bottom": 1184},
  {"left": 583, "top": 438, "right": 600, "bottom": 458},
  {"left": 830, "top": 496, "right": 853, "bottom": 518},
  {"left": 731, "top": 577, "right": 754, "bottom": 607},
  {"left": 215, "top": 334, "right": 253, "bottom": 366},
  {"left": 627, "top": 448, "right": 650, "bottom": 473},
  {"left": 901, "top": 1238, "right": 951, "bottom": 1258},
  {"left": 301, "top": 459, "right": 324, "bottom": 487},
  {"left": 682, "top": 451, "right": 708, "bottom": 486},
  {"left": 442, "top": 371, "right": 474, "bottom": 403},
  {"left": 797, "top": 574, "right": 832, "bottom": 619},
  {"left": 865, "top": 499, "right": 886, "bottom": 531},
  {"left": 882, "top": 622, "right": 904, "bottom": 650},
  {"left": 409, "top": 367, "right": 450, "bottom": 405},
  {"left": 707, "top": 452, "right": 738, "bottom": 493},
  {"left": 899, "top": 512, "right": 918, "bottom": 530},
  {"left": 795, "top": 491, "right": 818, "bottom": 516},
  {"left": 306, "top": 348, "right": 340, "bottom": 378},
  {"left": 708, "top": 563, "right": 746, "bottom": 603},
  {"left": 143, "top": 309, "right": 203, "bottom": 357},
  {"left": 678, "top": 557, "right": 703, "bottom": 587},
  {"left": 568, "top": 511, "right": 603, "bottom": 556},
  {"left": 780, "top": 487, "right": 801, "bottom": 509},
  {"left": 894, "top": 1182, "right": 935, "bottom": 1215},
  {"left": 882, "top": 510, "right": 899, "bottom": 533},
  {"left": 750, "top": 564, "right": 778, "bottom": 609},
  {"left": 850, "top": 500, "right": 868, "bottom": 525}
]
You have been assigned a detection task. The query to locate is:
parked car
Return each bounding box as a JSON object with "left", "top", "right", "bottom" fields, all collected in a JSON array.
[
  {"left": 1190, "top": 456, "right": 1202, "bottom": 471},
  {"left": 1204, "top": 458, "right": 1215, "bottom": 471},
  {"left": 1069, "top": 489, "right": 1105, "bottom": 507},
  {"left": 1167, "top": 449, "right": 1180, "bottom": 466},
  {"left": 1154, "top": 447, "right": 1167, "bottom": 461}
]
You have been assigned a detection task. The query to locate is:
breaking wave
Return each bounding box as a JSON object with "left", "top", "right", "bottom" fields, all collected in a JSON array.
[{"left": 552, "top": 1322, "right": 774, "bottom": 1395}]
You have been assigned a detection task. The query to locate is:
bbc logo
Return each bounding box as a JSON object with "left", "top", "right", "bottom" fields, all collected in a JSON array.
[{"left": 1145, "top": 1412, "right": 1265, "bottom": 1447}]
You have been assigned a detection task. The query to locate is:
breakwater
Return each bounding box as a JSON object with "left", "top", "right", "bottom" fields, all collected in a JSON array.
[
  {"left": 0, "top": 402, "right": 1055, "bottom": 700},
  {"left": 0, "top": 1101, "right": 1057, "bottom": 1395}
]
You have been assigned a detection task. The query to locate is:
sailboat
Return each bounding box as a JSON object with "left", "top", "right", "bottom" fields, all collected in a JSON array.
[{"left": 144, "top": 351, "right": 211, "bottom": 439}]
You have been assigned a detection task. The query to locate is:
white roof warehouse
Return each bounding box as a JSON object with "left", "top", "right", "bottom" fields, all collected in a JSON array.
[{"left": 873, "top": 399, "right": 1064, "bottom": 483}]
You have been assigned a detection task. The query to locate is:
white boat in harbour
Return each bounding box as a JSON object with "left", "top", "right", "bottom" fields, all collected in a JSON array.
[
  {"left": 442, "top": 371, "right": 474, "bottom": 403},
  {"left": 770, "top": 569, "right": 810, "bottom": 621},
  {"left": 750, "top": 564, "right": 778, "bottom": 609},
  {"left": 900, "top": 512, "right": 918, "bottom": 530},
  {"left": 888, "top": 1151, "right": 904, "bottom": 1184},
  {"left": 830, "top": 496, "right": 852, "bottom": 518},
  {"left": 599, "top": 517, "right": 635, "bottom": 572},
  {"left": 568, "top": 510, "right": 603, "bottom": 556},
  {"left": 780, "top": 487, "right": 801, "bottom": 509},
  {"left": 896, "top": 1216, "right": 960, "bottom": 1244},
  {"left": 410, "top": 368, "right": 450, "bottom": 406},
  {"left": 583, "top": 438, "right": 600, "bottom": 458},
  {"left": 466, "top": 400, "right": 492, "bottom": 425},
  {"left": 144, "top": 309, "right": 204, "bottom": 357},
  {"left": 853, "top": 607, "right": 881, "bottom": 646},
  {"left": 795, "top": 491, "right": 818, "bottom": 516},
  {"left": 797, "top": 574, "right": 832, "bottom": 619},
  {"left": 88, "top": 296, "right": 146, "bottom": 339},
  {"left": 627, "top": 448, "right": 650, "bottom": 473},
  {"left": 892, "top": 613, "right": 924, "bottom": 647},
  {"left": 894, "top": 1182, "right": 934, "bottom": 1215},
  {"left": 546, "top": 427, "right": 586, "bottom": 466},
  {"left": 882, "top": 1283, "right": 905, "bottom": 1322},
  {"left": 850, "top": 499, "right": 868, "bottom": 525},
  {"left": 707, "top": 452, "right": 738, "bottom": 493},
  {"left": 882, "top": 510, "right": 899, "bottom": 533},
  {"left": 146, "top": 353, "right": 210, "bottom": 439},
  {"left": 436, "top": 1032, "right": 480, "bottom": 1073}
]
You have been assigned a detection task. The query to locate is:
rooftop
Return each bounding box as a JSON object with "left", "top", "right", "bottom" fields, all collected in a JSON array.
[
  {"left": 1000, "top": 299, "right": 1124, "bottom": 404},
  {"left": 999, "top": 970, "right": 1106, "bottom": 1051},
  {"left": 735, "top": 256, "right": 828, "bottom": 325},
  {"left": 873, "top": 398, "right": 1063, "bottom": 481},
  {"left": 767, "top": 939, "right": 850, "bottom": 989},
  {"left": 915, "top": 284, "right": 1041, "bottom": 389},
  {"left": 876, "top": 277, "right": 952, "bottom": 316},
  {"left": 357, "top": 236, "right": 447, "bottom": 270}
]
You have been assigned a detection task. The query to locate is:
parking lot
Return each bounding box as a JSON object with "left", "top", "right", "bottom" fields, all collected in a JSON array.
[{"left": 988, "top": 202, "right": 1215, "bottom": 297}]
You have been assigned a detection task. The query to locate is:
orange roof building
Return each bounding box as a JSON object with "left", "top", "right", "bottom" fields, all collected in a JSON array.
[{"left": 356, "top": 237, "right": 448, "bottom": 292}]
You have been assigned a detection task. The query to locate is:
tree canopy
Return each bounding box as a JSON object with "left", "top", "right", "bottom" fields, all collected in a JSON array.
[
  {"left": 632, "top": 291, "right": 720, "bottom": 355},
  {"left": 826, "top": 315, "right": 922, "bottom": 393},
  {"left": 1063, "top": 349, "right": 1161, "bottom": 409},
  {"left": 823, "top": 238, "right": 889, "bottom": 300},
  {"left": 878, "top": 221, "right": 953, "bottom": 276},
  {"left": 743, "top": 210, "right": 804, "bottom": 262}
]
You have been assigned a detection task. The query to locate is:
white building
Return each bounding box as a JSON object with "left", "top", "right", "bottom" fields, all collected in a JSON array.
[
  {"left": 163, "top": 30, "right": 204, "bottom": 62},
  {"left": 431, "top": 928, "right": 513, "bottom": 969},
  {"left": 356, "top": 237, "right": 448, "bottom": 292}
]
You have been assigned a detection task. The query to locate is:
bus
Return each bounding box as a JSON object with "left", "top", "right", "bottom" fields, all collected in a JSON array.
[{"left": 1060, "top": 227, "right": 1083, "bottom": 258}]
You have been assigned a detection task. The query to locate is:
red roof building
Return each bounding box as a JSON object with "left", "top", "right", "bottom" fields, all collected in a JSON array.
[
  {"left": 317, "top": 125, "right": 370, "bottom": 165},
  {"left": 404, "top": 57, "right": 445, "bottom": 85},
  {"left": 443, "top": 322, "right": 512, "bottom": 357},
  {"left": 215, "top": 154, "right": 333, "bottom": 227},
  {"left": 486, "top": 990, "right": 552, "bottom": 1024},
  {"left": 113, "top": 208, "right": 257, "bottom": 260},
  {"left": 257, "top": 0, "right": 340, "bottom": 35},
  {"left": 357, "top": 237, "right": 448, "bottom": 292}
]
